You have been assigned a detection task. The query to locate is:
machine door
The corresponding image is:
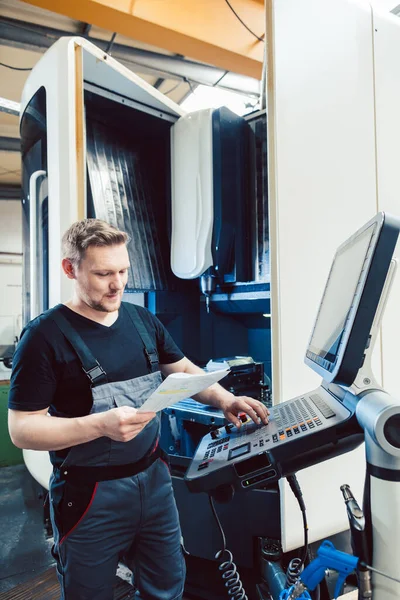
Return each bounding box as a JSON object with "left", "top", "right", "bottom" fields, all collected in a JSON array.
[{"left": 21, "top": 87, "right": 49, "bottom": 324}]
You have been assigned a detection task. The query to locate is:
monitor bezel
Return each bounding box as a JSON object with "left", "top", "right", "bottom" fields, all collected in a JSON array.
[{"left": 304, "top": 212, "right": 400, "bottom": 386}]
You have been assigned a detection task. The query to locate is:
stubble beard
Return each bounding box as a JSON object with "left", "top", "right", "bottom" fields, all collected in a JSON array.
[{"left": 85, "top": 294, "right": 122, "bottom": 313}]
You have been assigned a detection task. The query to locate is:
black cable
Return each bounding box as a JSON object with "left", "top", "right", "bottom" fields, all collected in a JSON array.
[
  {"left": 209, "top": 494, "right": 227, "bottom": 553},
  {"left": 183, "top": 77, "right": 196, "bottom": 94},
  {"left": 0, "top": 61, "right": 32, "bottom": 71},
  {"left": 287, "top": 474, "right": 308, "bottom": 567},
  {"left": 223, "top": 0, "right": 265, "bottom": 43},
  {"left": 209, "top": 495, "right": 248, "bottom": 599},
  {"left": 163, "top": 81, "right": 183, "bottom": 96},
  {"left": 212, "top": 70, "right": 229, "bottom": 88},
  {"left": 299, "top": 502, "right": 308, "bottom": 567},
  {"left": 105, "top": 32, "right": 117, "bottom": 55}
]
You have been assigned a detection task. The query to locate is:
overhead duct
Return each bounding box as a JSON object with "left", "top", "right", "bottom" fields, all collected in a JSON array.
[{"left": 0, "top": 17, "right": 260, "bottom": 98}]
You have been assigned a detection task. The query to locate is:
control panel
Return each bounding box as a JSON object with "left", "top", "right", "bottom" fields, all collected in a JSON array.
[{"left": 185, "top": 386, "right": 360, "bottom": 494}]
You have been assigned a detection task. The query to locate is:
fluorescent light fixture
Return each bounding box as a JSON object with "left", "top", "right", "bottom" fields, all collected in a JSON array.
[{"left": 180, "top": 84, "right": 259, "bottom": 117}]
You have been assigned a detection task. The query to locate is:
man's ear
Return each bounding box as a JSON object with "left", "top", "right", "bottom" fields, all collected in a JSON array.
[{"left": 62, "top": 258, "right": 76, "bottom": 280}]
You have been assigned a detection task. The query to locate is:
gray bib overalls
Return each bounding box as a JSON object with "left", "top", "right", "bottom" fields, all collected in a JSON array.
[{"left": 49, "top": 306, "right": 185, "bottom": 600}]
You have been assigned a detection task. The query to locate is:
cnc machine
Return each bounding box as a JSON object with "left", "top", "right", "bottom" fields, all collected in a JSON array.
[{"left": 19, "top": 0, "right": 400, "bottom": 598}]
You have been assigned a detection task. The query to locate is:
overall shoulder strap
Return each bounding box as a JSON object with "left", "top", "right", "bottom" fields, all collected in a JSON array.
[
  {"left": 50, "top": 309, "right": 108, "bottom": 386},
  {"left": 123, "top": 303, "right": 159, "bottom": 373}
]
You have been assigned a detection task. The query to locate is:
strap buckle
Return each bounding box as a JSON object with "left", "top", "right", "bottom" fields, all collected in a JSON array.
[
  {"left": 83, "top": 362, "right": 107, "bottom": 383},
  {"left": 145, "top": 349, "right": 159, "bottom": 370}
]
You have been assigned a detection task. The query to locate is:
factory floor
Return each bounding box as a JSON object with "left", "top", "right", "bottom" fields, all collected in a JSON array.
[
  {"left": 0, "top": 464, "right": 359, "bottom": 600},
  {"left": 0, "top": 464, "right": 194, "bottom": 600}
]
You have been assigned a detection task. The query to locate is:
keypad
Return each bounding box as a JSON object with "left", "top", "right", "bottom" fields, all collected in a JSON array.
[
  {"left": 207, "top": 436, "right": 229, "bottom": 450},
  {"left": 269, "top": 394, "right": 337, "bottom": 442},
  {"left": 202, "top": 393, "right": 335, "bottom": 457},
  {"left": 309, "top": 394, "right": 336, "bottom": 419}
]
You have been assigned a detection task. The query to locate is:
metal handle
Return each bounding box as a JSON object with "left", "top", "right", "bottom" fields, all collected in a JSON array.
[{"left": 29, "top": 169, "right": 46, "bottom": 320}]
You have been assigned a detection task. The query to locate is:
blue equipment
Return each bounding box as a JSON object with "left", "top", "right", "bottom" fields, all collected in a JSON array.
[{"left": 280, "top": 541, "right": 359, "bottom": 600}]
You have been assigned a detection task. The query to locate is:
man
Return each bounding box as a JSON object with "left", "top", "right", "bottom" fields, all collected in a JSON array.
[{"left": 8, "top": 219, "right": 269, "bottom": 600}]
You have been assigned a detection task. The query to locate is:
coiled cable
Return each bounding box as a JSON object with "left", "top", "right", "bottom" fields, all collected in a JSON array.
[
  {"left": 209, "top": 494, "right": 248, "bottom": 600},
  {"left": 285, "top": 557, "right": 303, "bottom": 587},
  {"left": 216, "top": 548, "right": 248, "bottom": 599}
]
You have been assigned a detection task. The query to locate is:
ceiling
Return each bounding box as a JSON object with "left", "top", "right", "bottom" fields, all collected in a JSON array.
[
  {"left": 5, "top": 0, "right": 398, "bottom": 195},
  {"left": 0, "top": 0, "right": 263, "bottom": 193}
]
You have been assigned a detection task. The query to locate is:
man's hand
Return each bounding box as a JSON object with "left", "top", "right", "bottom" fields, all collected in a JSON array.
[
  {"left": 99, "top": 407, "right": 156, "bottom": 442},
  {"left": 219, "top": 396, "right": 270, "bottom": 428}
]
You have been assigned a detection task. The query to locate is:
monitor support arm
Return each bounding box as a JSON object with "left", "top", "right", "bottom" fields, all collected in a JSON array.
[
  {"left": 344, "top": 258, "right": 400, "bottom": 598},
  {"left": 356, "top": 389, "right": 400, "bottom": 600}
]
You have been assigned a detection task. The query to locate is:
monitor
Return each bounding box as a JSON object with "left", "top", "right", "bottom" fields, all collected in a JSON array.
[{"left": 305, "top": 212, "right": 400, "bottom": 386}]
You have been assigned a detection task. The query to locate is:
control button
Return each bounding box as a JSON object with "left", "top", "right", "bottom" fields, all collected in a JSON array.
[
  {"left": 265, "top": 438, "right": 270, "bottom": 443},
  {"left": 287, "top": 430, "right": 293, "bottom": 437},
  {"left": 239, "top": 413, "right": 248, "bottom": 423},
  {"left": 293, "top": 427, "right": 299, "bottom": 434},
  {"left": 198, "top": 462, "right": 209, "bottom": 471},
  {"left": 211, "top": 430, "right": 220, "bottom": 440},
  {"left": 204, "top": 452, "right": 210, "bottom": 459},
  {"left": 223, "top": 444, "right": 229, "bottom": 450},
  {"left": 259, "top": 440, "right": 264, "bottom": 447},
  {"left": 217, "top": 446, "right": 222, "bottom": 453},
  {"left": 301, "top": 425, "right": 307, "bottom": 432},
  {"left": 225, "top": 424, "right": 234, "bottom": 434},
  {"left": 272, "top": 434, "right": 278, "bottom": 443}
]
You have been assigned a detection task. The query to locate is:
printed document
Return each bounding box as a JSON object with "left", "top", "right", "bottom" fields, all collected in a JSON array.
[{"left": 138, "top": 368, "right": 230, "bottom": 413}]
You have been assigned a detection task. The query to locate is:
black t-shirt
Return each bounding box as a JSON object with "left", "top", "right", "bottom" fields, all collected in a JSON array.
[{"left": 8, "top": 302, "right": 184, "bottom": 463}]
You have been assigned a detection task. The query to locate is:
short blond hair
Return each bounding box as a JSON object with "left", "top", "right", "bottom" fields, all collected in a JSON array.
[{"left": 62, "top": 219, "right": 129, "bottom": 266}]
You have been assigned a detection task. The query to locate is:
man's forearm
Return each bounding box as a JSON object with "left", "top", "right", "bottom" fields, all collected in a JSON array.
[
  {"left": 177, "top": 359, "right": 234, "bottom": 410},
  {"left": 163, "top": 356, "right": 269, "bottom": 427},
  {"left": 9, "top": 411, "right": 105, "bottom": 451},
  {"left": 193, "top": 382, "right": 234, "bottom": 411}
]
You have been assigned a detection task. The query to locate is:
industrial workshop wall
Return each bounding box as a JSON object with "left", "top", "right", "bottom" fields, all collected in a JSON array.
[
  {"left": 0, "top": 201, "right": 22, "bottom": 380},
  {"left": 0, "top": 201, "right": 23, "bottom": 466}
]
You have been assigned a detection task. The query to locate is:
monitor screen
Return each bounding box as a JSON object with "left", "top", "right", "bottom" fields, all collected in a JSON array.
[{"left": 305, "top": 212, "right": 400, "bottom": 385}]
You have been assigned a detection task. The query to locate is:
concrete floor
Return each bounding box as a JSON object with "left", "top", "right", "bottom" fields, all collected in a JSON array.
[
  {"left": 0, "top": 464, "right": 54, "bottom": 594},
  {"left": 0, "top": 464, "right": 194, "bottom": 599}
]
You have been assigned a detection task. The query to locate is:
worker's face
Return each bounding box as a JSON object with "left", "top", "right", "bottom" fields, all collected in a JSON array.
[{"left": 72, "top": 244, "right": 129, "bottom": 313}]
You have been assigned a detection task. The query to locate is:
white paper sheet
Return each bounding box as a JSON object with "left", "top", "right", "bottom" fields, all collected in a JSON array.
[{"left": 137, "top": 368, "right": 230, "bottom": 413}]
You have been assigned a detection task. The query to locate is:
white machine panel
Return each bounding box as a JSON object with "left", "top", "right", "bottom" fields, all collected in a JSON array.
[
  {"left": 266, "top": 0, "right": 380, "bottom": 552},
  {"left": 373, "top": 9, "right": 400, "bottom": 396},
  {"left": 170, "top": 110, "right": 214, "bottom": 279}
]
